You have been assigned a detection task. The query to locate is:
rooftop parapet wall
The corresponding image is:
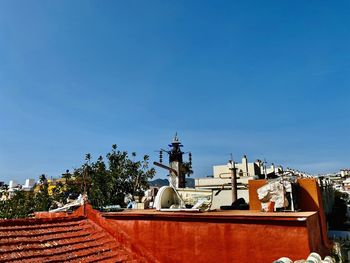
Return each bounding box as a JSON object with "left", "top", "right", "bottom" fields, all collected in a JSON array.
[
  {"left": 72, "top": 178, "right": 332, "bottom": 263},
  {"left": 297, "top": 178, "right": 332, "bottom": 249},
  {"left": 26, "top": 177, "right": 331, "bottom": 263},
  {"left": 99, "top": 210, "right": 325, "bottom": 263},
  {"left": 248, "top": 178, "right": 332, "bottom": 251},
  {"left": 77, "top": 204, "right": 157, "bottom": 263}
]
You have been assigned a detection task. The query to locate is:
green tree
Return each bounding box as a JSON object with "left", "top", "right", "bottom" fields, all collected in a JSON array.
[
  {"left": 182, "top": 161, "right": 193, "bottom": 177},
  {"left": 64, "top": 144, "right": 156, "bottom": 208},
  {"left": 34, "top": 174, "right": 51, "bottom": 211},
  {"left": 62, "top": 169, "right": 83, "bottom": 201},
  {"left": 123, "top": 153, "right": 155, "bottom": 201},
  {"left": 0, "top": 144, "right": 157, "bottom": 219},
  {"left": 50, "top": 181, "right": 66, "bottom": 209},
  {"left": 86, "top": 155, "right": 110, "bottom": 207},
  {"left": 0, "top": 190, "right": 35, "bottom": 219}
]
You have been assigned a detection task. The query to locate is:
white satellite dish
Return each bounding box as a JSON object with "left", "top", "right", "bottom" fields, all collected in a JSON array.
[{"left": 154, "top": 186, "right": 183, "bottom": 210}]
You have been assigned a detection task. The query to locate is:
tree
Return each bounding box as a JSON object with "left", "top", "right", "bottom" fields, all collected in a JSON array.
[
  {"left": 123, "top": 154, "right": 155, "bottom": 201},
  {"left": 0, "top": 174, "right": 52, "bottom": 218},
  {"left": 0, "top": 190, "right": 35, "bottom": 219},
  {"left": 63, "top": 144, "right": 156, "bottom": 208},
  {"left": 34, "top": 174, "right": 52, "bottom": 211},
  {"left": 50, "top": 181, "right": 66, "bottom": 209},
  {"left": 182, "top": 161, "right": 193, "bottom": 177},
  {"left": 0, "top": 144, "right": 156, "bottom": 218},
  {"left": 88, "top": 155, "right": 111, "bottom": 207}
]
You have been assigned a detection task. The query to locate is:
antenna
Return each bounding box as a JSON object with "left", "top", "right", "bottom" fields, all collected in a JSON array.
[
  {"left": 226, "top": 153, "right": 237, "bottom": 202},
  {"left": 263, "top": 158, "right": 267, "bottom": 179}
]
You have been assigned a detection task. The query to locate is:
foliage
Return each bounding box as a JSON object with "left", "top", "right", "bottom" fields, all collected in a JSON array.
[
  {"left": 0, "top": 174, "right": 55, "bottom": 218},
  {"left": 0, "top": 190, "right": 36, "bottom": 219},
  {"left": 34, "top": 174, "right": 52, "bottom": 212},
  {"left": 50, "top": 181, "right": 66, "bottom": 208},
  {"left": 182, "top": 161, "right": 193, "bottom": 177},
  {"left": 0, "top": 145, "right": 156, "bottom": 218},
  {"left": 63, "top": 144, "right": 156, "bottom": 208}
]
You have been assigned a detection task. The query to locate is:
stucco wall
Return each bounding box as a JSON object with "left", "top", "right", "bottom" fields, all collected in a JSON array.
[{"left": 84, "top": 206, "right": 328, "bottom": 263}]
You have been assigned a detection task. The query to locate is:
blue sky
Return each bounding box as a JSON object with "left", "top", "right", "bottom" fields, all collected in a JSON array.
[{"left": 0, "top": 1, "right": 350, "bottom": 183}]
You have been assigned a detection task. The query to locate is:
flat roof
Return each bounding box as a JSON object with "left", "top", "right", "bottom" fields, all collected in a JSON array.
[{"left": 102, "top": 209, "right": 317, "bottom": 222}]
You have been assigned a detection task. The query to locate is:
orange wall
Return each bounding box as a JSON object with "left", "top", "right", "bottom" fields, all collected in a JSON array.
[
  {"left": 79, "top": 178, "right": 331, "bottom": 263},
  {"left": 297, "top": 178, "right": 332, "bottom": 249},
  {"left": 104, "top": 215, "right": 312, "bottom": 263},
  {"left": 248, "top": 178, "right": 332, "bottom": 251},
  {"left": 248, "top": 179, "right": 267, "bottom": 210},
  {"left": 82, "top": 204, "right": 327, "bottom": 263}
]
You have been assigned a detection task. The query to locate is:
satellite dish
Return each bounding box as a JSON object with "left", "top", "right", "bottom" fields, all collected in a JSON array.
[{"left": 154, "top": 186, "right": 182, "bottom": 210}]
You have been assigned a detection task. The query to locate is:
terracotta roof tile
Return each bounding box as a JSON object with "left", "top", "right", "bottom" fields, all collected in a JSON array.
[{"left": 0, "top": 216, "right": 134, "bottom": 262}]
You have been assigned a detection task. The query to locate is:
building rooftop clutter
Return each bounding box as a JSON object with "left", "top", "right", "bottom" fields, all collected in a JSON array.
[
  {"left": 0, "top": 215, "right": 139, "bottom": 262},
  {"left": 0, "top": 178, "right": 332, "bottom": 263}
]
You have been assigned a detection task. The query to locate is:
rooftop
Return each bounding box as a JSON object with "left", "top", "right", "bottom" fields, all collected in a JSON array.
[{"left": 0, "top": 216, "right": 138, "bottom": 262}]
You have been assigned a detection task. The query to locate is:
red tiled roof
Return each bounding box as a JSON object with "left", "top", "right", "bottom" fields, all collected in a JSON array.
[{"left": 0, "top": 216, "right": 136, "bottom": 262}]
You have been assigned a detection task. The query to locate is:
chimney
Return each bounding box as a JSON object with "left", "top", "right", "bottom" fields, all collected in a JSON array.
[{"left": 242, "top": 155, "right": 248, "bottom": 176}]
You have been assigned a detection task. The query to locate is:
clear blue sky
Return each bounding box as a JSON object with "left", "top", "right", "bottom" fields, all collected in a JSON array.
[{"left": 1, "top": 1, "right": 350, "bottom": 183}]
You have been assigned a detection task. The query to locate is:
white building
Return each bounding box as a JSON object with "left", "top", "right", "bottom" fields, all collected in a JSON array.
[
  {"left": 9, "top": 180, "right": 19, "bottom": 189},
  {"left": 22, "top": 179, "right": 36, "bottom": 191},
  {"left": 6, "top": 179, "right": 36, "bottom": 198},
  {"left": 194, "top": 155, "right": 282, "bottom": 209},
  {"left": 340, "top": 169, "right": 350, "bottom": 178}
]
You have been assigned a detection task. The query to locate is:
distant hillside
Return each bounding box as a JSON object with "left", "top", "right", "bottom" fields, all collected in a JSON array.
[{"left": 149, "top": 178, "right": 195, "bottom": 188}]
